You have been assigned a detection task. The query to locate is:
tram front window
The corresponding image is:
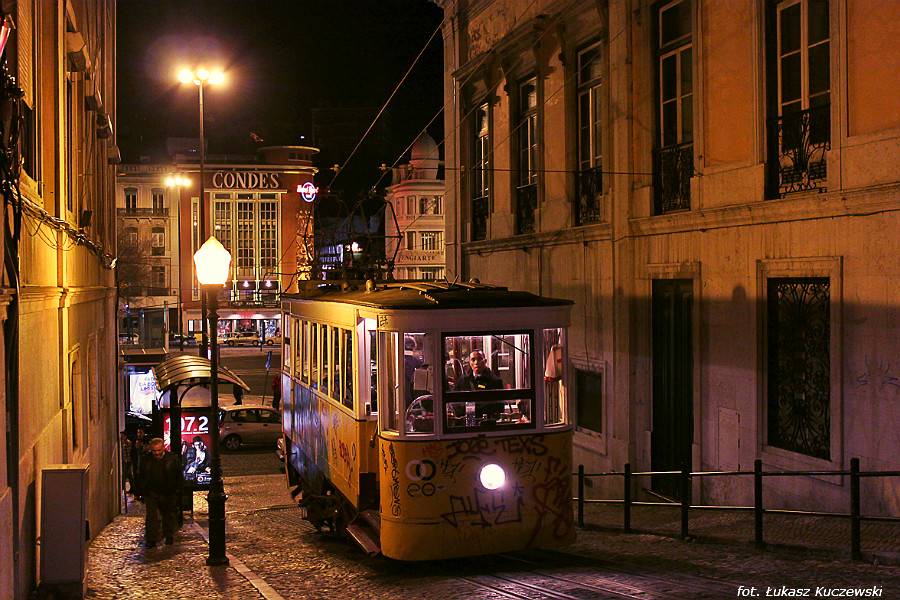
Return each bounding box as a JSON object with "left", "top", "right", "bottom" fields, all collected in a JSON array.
[{"left": 443, "top": 332, "right": 534, "bottom": 432}]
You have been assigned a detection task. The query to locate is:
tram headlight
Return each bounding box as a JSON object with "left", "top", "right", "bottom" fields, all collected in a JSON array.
[{"left": 479, "top": 463, "right": 506, "bottom": 490}]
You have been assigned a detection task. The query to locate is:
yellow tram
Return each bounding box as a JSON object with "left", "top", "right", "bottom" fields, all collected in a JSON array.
[{"left": 278, "top": 280, "right": 574, "bottom": 560}]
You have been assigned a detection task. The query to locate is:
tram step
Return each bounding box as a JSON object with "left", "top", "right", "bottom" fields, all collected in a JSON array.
[
  {"left": 346, "top": 521, "right": 381, "bottom": 556},
  {"left": 360, "top": 509, "right": 381, "bottom": 535}
]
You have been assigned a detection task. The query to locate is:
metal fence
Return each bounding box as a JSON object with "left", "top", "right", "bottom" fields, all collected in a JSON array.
[{"left": 574, "top": 458, "right": 900, "bottom": 560}]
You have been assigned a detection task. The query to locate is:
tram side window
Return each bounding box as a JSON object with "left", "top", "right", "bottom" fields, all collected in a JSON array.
[
  {"left": 543, "top": 328, "right": 567, "bottom": 426},
  {"left": 283, "top": 315, "right": 292, "bottom": 370},
  {"left": 342, "top": 329, "right": 353, "bottom": 409},
  {"left": 330, "top": 328, "right": 342, "bottom": 405},
  {"left": 368, "top": 326, "right": 377, "bottom": 414},
  {"left": 380, "top": 331, "right": 400, "bottom": 432},
  {"left": 403, "top": 332, "right": 434, "bottom": 434},
  {"left": 321, "top": 326, "right": 330, "bottom": 395},
  {"left": 300, "top": 321, "right": 309, "bottom": 383},
  {"left": 443, "top": 332, "right": 534, "bottom": 431},
  {"left": 310, "top": 323, "right": 319, "bottom": 389}
]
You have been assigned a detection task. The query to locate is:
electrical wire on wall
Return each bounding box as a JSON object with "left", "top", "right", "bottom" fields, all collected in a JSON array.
[{"left": 0, "top": 19, "right": 23, "bottom": 594}]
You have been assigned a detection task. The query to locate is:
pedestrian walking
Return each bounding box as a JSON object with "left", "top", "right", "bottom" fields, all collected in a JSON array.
[
  {"left": 137, "top": 437, "right": 182, "bottom": 548},
  {"left": 131, "top": 427, "right": 149, "bottom": 499},
  {"left": 120, "top": 431, "right": 134, "bottom": 495},
  {"left": 233, "top": 382, "right": 243, "bottom": 405},
  {"left": 272, "top": 376, "right": 281, "bottom": 410}
]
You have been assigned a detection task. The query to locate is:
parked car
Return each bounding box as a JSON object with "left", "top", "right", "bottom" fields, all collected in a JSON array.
[
  {"left": 218, "top": 405, "right": 282, "bottom": 450},
  {"left": 118, "top": 333, "right": 139, "bottom": 345},
  {"left": 168, "top": 332, "right": 197, "bottom": 346},
  {"left": 218, "top": 331, "right": 260, "bottom": 347},
  {"left": 261, "top": 335, "right": 282, "bottom": 346}
]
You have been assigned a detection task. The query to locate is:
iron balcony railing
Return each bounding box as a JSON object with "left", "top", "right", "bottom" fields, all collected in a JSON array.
[
  {"left": 771, "top": 105, "right": 830, "bottom": 197},
  {"left": 574, "top": 458, "right": 898, "bottom": 561},
  {"left": 515, "top": 183, "right": 537, "bottom": 235},
  {"left": 471, "top": 195, "right": 489, "bottom": 241},
  {"left": 117, "top": 207, "right": 169, "bottom": 217},
  {"left": 576, "top": 166, "right": 603, "bottom": 226},
  {"left": 653, "top": 142, "right": 693, "bottom": 214}
]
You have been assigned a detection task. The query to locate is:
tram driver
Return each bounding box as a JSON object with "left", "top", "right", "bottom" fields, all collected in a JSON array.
[{"left": 454, "top": 350, "right": 503, "bottom": 391}]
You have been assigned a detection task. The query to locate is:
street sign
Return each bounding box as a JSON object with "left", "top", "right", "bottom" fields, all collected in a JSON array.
[{"left": 265, "top": 350, "right": 272, "bottom": 370}]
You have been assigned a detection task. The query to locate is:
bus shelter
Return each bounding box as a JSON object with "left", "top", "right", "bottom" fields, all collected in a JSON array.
[{"left": 152, "top": 355, "right": 250, "bottom": 489}]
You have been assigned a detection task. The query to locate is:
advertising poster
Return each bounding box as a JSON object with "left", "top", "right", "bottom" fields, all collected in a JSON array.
[
  {"left": 161, "top": 407, "right": 214, "bottom": 488},
  {"left": 128, "top": 369, "right": 158, "bottom": 415}
]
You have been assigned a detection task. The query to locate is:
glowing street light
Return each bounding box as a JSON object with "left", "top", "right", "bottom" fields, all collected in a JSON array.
[
  {"left": 192, "top": 236, "right": 232, "bottom": 566},
  {"left": 178, "top": 68, "right": 224, "bottom": 357},
  {"left": 165, "top": 174, "right": 191, "bottom": 188}
]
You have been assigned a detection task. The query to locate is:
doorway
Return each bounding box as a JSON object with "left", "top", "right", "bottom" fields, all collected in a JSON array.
[{"left": 651, "top": 278, "right": 694, "bottom": 501}]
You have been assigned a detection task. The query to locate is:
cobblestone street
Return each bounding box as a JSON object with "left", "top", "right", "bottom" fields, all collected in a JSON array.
[{"left": 85, "top": 470, "right": 900, "bottom": 600}]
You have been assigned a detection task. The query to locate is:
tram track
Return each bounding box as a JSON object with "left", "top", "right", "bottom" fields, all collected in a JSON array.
[
  {"left": 497, "top": 549, "right": 739, "bottom": 597},
  {"left": 442, "top": 548, "right": 739, "bottom": 600}
]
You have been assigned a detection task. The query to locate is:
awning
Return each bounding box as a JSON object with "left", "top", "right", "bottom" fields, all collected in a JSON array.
[{"left": 152, "top": 354, "right": 250, "bottom": 393}]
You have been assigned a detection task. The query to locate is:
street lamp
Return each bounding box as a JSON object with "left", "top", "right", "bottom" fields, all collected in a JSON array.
[
  {"left": 193, "top": 235, "right": 232, "bottom": 566},
  {"left": 178, "top": 68, "right": 224, "bottom": 358}
]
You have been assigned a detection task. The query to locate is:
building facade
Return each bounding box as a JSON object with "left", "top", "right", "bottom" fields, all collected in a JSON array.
[
  {"left": 172, "top": 145, "right": 318, "bottom": 340},
  {"left": 0, "top": 1, "right": 119, "bottom": 598},
  {"left": 386, "top": 133, "right": 447, "bottom": 280},
  {"left": 437, "top": 0, "right": 900, "bottom": 513},
  {"left": 115, "top": 164, "right": 183, "bottom": 344}
]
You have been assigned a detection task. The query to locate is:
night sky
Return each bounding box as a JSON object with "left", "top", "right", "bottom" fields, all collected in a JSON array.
[{"left": 116, "top": 0, "right": 444, "bottom": 195}]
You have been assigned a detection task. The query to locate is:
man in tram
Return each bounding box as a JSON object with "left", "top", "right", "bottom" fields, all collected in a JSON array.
[{"left": 454, "top": 350, "right": 503, "bottom": 391}]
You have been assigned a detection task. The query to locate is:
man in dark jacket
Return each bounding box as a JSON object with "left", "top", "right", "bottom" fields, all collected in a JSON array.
[
  {"left": 453, "top": 350, "right": 506, "bottom": 421},
  {"left": 138, "top": 437, "right": 182, "bottom": 547},
  {"left": 454, "top": 350, "right": 504, "bottom": 391}
]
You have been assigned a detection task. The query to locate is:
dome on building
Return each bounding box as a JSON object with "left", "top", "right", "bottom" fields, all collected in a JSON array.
[{"left": 409, "top": 132, "right": 439, "bottom": 179}]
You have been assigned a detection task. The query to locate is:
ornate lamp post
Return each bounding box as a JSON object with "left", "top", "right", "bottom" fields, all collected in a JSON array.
[
  {"left": 193, "top": 236, "right": 232, "bottom": 566},
  {"left": 179, "top": 68, "right": 224, "bottom": 358}
]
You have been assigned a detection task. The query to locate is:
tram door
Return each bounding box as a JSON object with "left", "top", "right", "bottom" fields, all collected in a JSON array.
[{"left": 651, "top": 279, "right": 693, "bottom": 502}]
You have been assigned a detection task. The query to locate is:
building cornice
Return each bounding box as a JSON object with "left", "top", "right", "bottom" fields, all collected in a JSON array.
[
  {"left": 462, "top": 221, "right": 612, "bottom": 255},
  {"left": 630, "top": 184, "right": 900, "bottom": 237}
]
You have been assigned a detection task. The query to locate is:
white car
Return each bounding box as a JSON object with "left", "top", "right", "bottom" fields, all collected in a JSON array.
[{"left": 218, "top": 405, "right": 282, "bottom": 450}]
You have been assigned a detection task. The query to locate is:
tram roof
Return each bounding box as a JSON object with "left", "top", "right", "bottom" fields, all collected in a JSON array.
[{"left": 283, "top": 280, "right": 574, "bottom": 310}]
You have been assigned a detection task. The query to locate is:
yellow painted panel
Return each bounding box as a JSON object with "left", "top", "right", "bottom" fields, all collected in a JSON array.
[{"left": 378, "top": 430, "right": 574, "bottom": 560}]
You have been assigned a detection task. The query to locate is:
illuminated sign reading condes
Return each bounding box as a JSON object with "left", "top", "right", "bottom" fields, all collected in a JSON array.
[{"left": 211, "top": 171, "right": 280, "bottom": 189}]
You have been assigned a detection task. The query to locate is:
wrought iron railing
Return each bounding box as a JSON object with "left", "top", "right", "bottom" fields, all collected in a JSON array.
[
  {"left": 471, "top": 196, "right": 489, "bottom": 241},
  {"left": 574, "top": 458, "right": 898, "bottom": 561},
  {"left": 515, "top": 183, "right": 537, "bottom": 235},
  {"left": 653, "top": 142, "right": 693, "bottom": 214},
  {"left": 576, "top": 166, "right": 603, "bottom": 225},
  {"left": 771, "top": 105, "right": 830, "bottom": 197}
]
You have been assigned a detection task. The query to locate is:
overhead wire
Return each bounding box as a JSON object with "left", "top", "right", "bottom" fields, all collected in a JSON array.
[{"left": 326, "top": 14, "right": 446, "bottom": 192}]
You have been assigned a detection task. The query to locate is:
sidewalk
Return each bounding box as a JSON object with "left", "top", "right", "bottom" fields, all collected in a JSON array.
[{"left": 85, "top": 493, "right": 270, "bottom": 600}]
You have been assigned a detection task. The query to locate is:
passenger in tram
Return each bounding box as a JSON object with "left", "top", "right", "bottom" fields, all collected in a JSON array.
[
  {"left": 454, "top": 350, "right": 503, "bottom": 391},
  {"left": 403, "top": 335, "right": 424, "bottom": 403}
]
